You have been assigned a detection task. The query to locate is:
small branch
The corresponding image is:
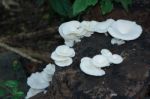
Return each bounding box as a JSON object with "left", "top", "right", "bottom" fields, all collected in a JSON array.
[
  {"left": 0, "top": 26, "right": 58, "bottom": 42},
  {"left": 0, "top": 42, "right": 42, "bottom": 63}
]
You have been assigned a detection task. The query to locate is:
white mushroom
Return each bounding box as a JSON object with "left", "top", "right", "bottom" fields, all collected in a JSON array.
[
  {"left": 101, "top": 49, "right": 112, "bottom": 57},
  {"left": 27, "top": 63, "right": 55, "bottom": 89},
  {"left": 27, "top": 72, "right": 50, "bottom": 89},
  {"left": 58, "top": 21, "right": 81, "bottom": 47},
  {"left": 43, "top": 63, "right": 55, "bottom": 75},
  {"left": 108, "top": 54, "right": 123, "bottom": 64},
  {"left": 111, "top": 38, "right": 125, "bottom": 45},
  {"left": 80, "top": 57, "right": 105, "bottom": 76},
  {"left": 51, "top": 52, "right": 70, "bottom": 61},
  {"left": 108, "top": 19, "right": 142, "bottom": 40},
  {"left": 25, "top": 88, "right": 45, "bottom": 99},
  {"left": 54, "top": 58, "right": 73, "bottom": 67},
  {"left": 64, "top": 40, "right": 74, "bottom": 47},
  {"left": 26, "top": 63, "right": 55, "bottom": 98},
  {"left": 94, "top": 19, "right": 115, "bottom": 33},
  {"left": 92, "top": 55, "right": 110, "bottom": 68},
  {"left": 81, "top": 19, "right": 115, "bottom": 33},
  {"left": 51, "top": 45, "right": 75, "bottom": 67},
  {"left": 55, "top": 45, "right": 75, "bottom": 57},
  {"left": 59, "top": 21, "right": 81, "bottom": 37},
  {"left": 59, "top": 21, "right": 90, "bottom": 47},
  {"left": 101, "top": 49, "right": 123, "bottom": 64},
  {"left": 81, "top": 21, "right": 97, "bottom": 32},
  {"left": 41, "top": 64, "right": 55, "bottom": 81}
]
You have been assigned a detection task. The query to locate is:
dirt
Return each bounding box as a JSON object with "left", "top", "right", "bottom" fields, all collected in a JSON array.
[{"left": 0, "top": 0, "right": 150, "bottom": 99}]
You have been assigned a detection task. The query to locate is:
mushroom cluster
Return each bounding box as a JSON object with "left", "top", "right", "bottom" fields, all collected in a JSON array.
[
  {"left": 80, "top": 49, "right": 123, "bottom": 76},
  {"left": 59, "top": 19, "right": 142, "bottom": 47},
  {"left": 26, "top": 19, "right": 143, "bottom": 98},
  {"left": 51, "top": 45, "right": 75, "bottom": 67},
  {"left": 59, "top": 21, "right": 93, "bottom": 47},
  {"left": 26, "top": 63, "right": 55, "bottom": 99},
  {"left": 81, "top": 19, "right": 115, "bottom": 33}
]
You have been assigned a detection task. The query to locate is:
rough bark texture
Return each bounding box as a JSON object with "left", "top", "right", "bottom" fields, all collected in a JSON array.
[{"left": 32, "top": 31, "right": 150, "bottom": 99}]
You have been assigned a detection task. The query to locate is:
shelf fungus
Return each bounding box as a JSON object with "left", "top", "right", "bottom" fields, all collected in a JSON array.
[
  {"left": 51, "top": 45, "right": 75, "bottom": 67},
  {"left": 26, "top": 63, "right": 55, "bottom": 99},
  {"left": 111, "top": 38, "right": 125, "bottom": 45},
  {"left": 101, "top": 49, "right": 123, "bottom": 64},
  {"left": 81, "top": 19, "right": 115, "bottom": 33},
  {"left": 80, "top": 49, "right": 123, "bottom": 76},
  {"left": 59, "top": 21, "right": 93, "bottom": 47},
  {"left": 108, "top": 19, "right": 142, "bottom": 41},
  {"left": 80, "top": 57, "right": 106, "bottom": 76}
]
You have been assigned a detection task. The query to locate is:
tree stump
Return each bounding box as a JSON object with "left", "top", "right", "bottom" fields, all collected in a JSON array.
[{"left": 31, "top": 32, "right": 150, "bottom": 99}]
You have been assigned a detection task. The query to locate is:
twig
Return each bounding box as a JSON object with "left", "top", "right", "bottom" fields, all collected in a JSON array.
[
  {"left": 0, "top": 26, "right": 58, "bottom": 41},
  {"left": 0, "top": 42, "right": 42, "bottom": 63}
]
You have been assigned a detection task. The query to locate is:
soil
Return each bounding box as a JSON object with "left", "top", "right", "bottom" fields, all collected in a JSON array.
[{"left": 0, "top": 0, "right": 150, "bottom": 99}]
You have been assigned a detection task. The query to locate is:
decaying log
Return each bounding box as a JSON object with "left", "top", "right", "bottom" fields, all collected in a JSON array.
[{"left": 31, "top": 33, "right": 150, "bottom": 99}]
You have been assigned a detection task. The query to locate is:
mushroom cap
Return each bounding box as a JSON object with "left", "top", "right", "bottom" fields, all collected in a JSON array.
[
  {"left": 27, "top": 72, "right": 49, "bottom": 89},
  {"left": 64, "top": 40, "right": 74, "bottom": 47},
  {"left": 101, "top": 49, "right": 112, "bottom": 57},
  {"left": 43, "top": 63, "right": 55, "bottom": 75},
  {"left": 55, "top": 58, "right": 73, "bottom": 67},
  {"left": 59, "top": 21, "right": 81, "bottom": 35},
  {"left": 55, "top": 45, "right": 75, "bottom": 57},
  {"left": 108, "top": 54, "right": 123, "bottom": 64},
  {"left": 51, "top": 51, "right": 70, "bottom": 61},
  {"left": 94, "top": 19, "right": 115, "bottom": 33},
  {"left": 111, "top": 38, "right": 125, "bottom": 45},
  {"left": 25, "top": 88, "right": 44, "bottom": 99},
  {"left": 80, "top": 57, "right": 105, "bottom": 76},
  {"left": 40, "top": 72, "right": 52, "bottom": 82},
  {"left": 83, "top": 31, "right": 94, "bottom": 37},
  {"left": 101, "top": 49, "right": 123, "bottom": 64},
  {"left": 59, "top": 21, "right": 86, "bottom": 40},
  {"left": 108, "top": 19, "right": 142, "bottom": 40},
  {"left": 81, "top": 21, "right": 97, "bottom": 32},
  {"left": 92, "top": 55, "right": 110, "bottom": 68}
]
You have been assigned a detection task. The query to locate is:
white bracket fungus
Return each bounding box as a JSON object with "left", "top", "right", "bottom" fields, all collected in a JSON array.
[
  {"left": 51, "top": 45, "right": 75, "bottom": 67},
  {"left": 25, "top": 88, "right": 45, "bottom": 99},
  {"left": 80, "top": 57, "right": 106, "bottom": 76},
  {"left": 101, "top": 49, "right": 123, "bottom": 64},
  {"left": 26, "top": 63, "right": 55, "bottom": 99},
  {"left": 92, "top": 55, "right": 110, "bottom": 68},
  {"left": 93, "top": 19, "right": 115, "bottom": 33},
  {"left": 59, "top": 19, "right": 142, "bottom": 47},
  {"left": 80, "top": 49, "right": 123, "bottom": 76},
  {"left": 81, "top": 19, "right": 115, "bottom": 33},
  {"left": 59, "top": 21, "right": 93, "bottom": 47},
  {"left": 108, "top": 19, "right": 142, "bottom": 40}
]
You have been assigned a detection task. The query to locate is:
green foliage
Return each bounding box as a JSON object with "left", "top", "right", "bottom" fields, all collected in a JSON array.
[
  {"left": 36, "top": 0, "right": 45, "bottom": 6},
  {"left": 12, "top": 60, "right": 22, "bottom": 71},
  {"left": 73, "top": 0, "right": 98, "bottom": 16},
  {"left": 100, "top": 0, "right": 113, "bottom": 15},
  {"left": 114, "top": 0, "right": 132, "bottom": 11},
  {"left": 36, "top": 0, "right": 132, "bottom": 18},
  {"left": 4, "top": 80, "right": 19, "bottom": 88},
  {"left": 0, "top": 89, "right": 6, "bottom": 97},
  {"left": 0, "top": 80, "right": 24, "bottom": 99},
  {"left": 49, "top": 0, "right": 72, "bottom": 17}
]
